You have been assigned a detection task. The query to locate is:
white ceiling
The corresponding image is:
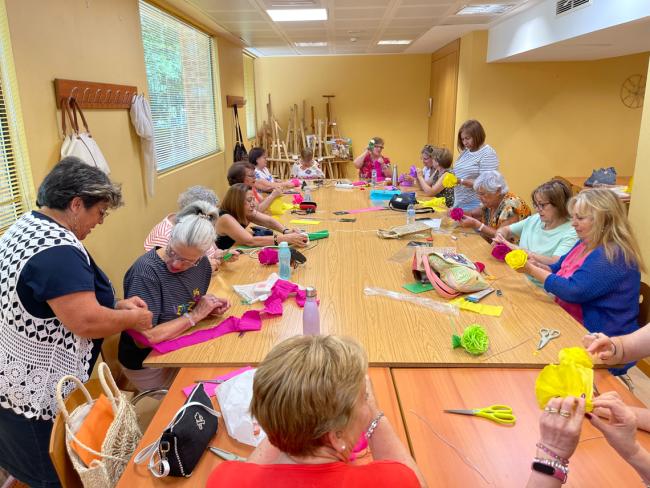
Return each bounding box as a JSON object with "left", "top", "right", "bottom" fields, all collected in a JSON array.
[{"left": 186, "top": 0, "right": 546, "bottom": 57}]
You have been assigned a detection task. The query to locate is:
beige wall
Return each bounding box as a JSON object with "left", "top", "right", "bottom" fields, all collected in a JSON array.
[
  {"left": 628, "top": 57, "right": 650, "bottom": 281},
  {"left": 254, "top": 54, "right": 431, "bottom": 175},
  {"left": 6, "top": 0, "right": 243, "bottom": 295},
  {"left": 456, "top": 30, "right": 648, "bottom": 200}
]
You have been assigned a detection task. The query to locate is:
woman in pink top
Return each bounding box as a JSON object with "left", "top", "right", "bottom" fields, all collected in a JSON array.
[{"left": 353, "top": 136, "right": 392, "bottom": 180}]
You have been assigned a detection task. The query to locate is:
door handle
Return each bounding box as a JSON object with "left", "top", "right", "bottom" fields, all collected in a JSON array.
[{"left": 428, "top": 97, "right": 432, "bottom": 117}]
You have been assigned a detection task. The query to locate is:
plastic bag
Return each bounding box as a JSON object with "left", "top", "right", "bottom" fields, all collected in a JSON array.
[
  {"left": 364, "top": 287, "right": 458, "bottom": 315},
  {"left": 215, "top": 369, "right": 267, "bottom": 447}
]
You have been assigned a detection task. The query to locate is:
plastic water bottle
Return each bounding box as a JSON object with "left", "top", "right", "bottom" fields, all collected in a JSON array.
[
  {"left": 406, "top": 203, "right": 416, "bottom": 225},
  {"left": 371, "top": 168, "right": 377, "bottom": 186},
  {"left": 302, "top": 287, "right": 320, "bottom": 335},
  {"left": 392, "top": 164, "right": 398, "bottom": 187},
  {"left": 304, "top": 186, "right": 312, "bottom": 202},
  {"left": 278, "top": 241, "right": 291, "bottom": 280}
]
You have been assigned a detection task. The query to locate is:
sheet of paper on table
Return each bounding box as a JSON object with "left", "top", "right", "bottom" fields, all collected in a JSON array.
[{"left": 418, "top": 219, "right": 441, "bottom": 230}]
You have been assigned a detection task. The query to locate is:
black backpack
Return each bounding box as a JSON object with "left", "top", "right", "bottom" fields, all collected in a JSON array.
[{"left": 233, "top": 105, "right": 248, "bottom": 162}]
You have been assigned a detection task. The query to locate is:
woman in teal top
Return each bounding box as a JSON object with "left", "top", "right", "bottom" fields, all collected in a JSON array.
[{"left": 494, "top": 180, "right": 578, "bottom": 285}]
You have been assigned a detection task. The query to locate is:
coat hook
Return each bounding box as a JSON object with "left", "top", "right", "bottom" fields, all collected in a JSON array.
[
  {"left": 93, "top": 89, "right": 101, "bottom": 103},
  {"left": 114, "top": 90, "right": 121, "bottom": 104},
  {"left": 70, "top": 86, "right": 79, "bottom": 99},
  {"left": 123, "top": 91, "right": 130, "bottom": 104},
  {"left": 82, "top": 88, "right": 90, "bottom": 103},
  {"left": 103, "top": 89, "right": 112, "bottom": 104}
]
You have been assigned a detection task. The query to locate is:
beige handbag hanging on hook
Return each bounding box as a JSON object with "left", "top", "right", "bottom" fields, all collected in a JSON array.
[{"left": 60, "top": 97, "right": 111, "bottom": 174}]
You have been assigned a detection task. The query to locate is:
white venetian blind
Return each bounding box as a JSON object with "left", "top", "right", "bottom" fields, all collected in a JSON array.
[
  {"left": 243, "top": 54, "right": 257, "bottom": 140},
  {"left": 0, "top": 0, "right": 34, "bottom": 234},
  {"left": 139, "top": 1, "right": 219, "bottom": 172}
]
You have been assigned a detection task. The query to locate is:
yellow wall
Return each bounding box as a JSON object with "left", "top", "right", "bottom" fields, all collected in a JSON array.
[
  {"left": 5, "top": 0, "right": 243, "bottom": 295},
  {"left": 456, "top": 30, "right": 648, "bottom": 200},
  {"left": 254, "top": 54, "right": 431, "bottom": 176},
  {"left": 628, "top": 57, "right": 650, "bottom": 280}
]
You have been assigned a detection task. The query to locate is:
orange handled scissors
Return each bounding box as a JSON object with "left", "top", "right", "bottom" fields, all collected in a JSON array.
[{"left": 444, "top": 404, "right": 516, "bottom": 425}]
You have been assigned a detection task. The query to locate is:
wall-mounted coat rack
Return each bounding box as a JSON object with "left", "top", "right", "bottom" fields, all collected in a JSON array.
[
  {"left": 226, "top": 95, "right": 246, "bottom": 108},
  {"left": 54, "top": 79, "right": 138, "bottom": 109}
]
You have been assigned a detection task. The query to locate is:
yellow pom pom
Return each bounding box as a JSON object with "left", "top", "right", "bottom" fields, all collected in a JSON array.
[
  {"left": 505, "top": 250, "right": 528, "bottom": 270},
  {"left": 535, "top": 348, "right": 594, "bottom": 412},
  {"left": 442, "top": 173, "right": 458, "bottom": 188}
]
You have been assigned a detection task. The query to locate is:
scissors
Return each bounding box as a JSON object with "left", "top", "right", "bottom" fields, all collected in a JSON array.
[
  {"left": 444, "top": 404, "right": 516, "bottom": 425},
  {"left": 208, "top": 446, "right": 247, "bottom": 462},
  {"left": 538, "top": 328, "right": 561, "bottom": 350}
]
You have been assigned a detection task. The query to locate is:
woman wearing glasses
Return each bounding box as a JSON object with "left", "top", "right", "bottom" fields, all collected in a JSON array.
[
  {"left": 493, "top": 180, "right": 578, "bottom": 286},
  {"left": 353, "top": 136, "right": 392, "bottom": 180},
  {"left": 118, "top": 201, "right": 231, "bottom": 391}
]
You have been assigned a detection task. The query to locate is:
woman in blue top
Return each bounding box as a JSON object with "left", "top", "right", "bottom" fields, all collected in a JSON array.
[
  {"left": 519, "top": 189, "right": 644, "bottom": 372},
  {"left": 494, "top": 179, "right": 578, "bottom": 285}
]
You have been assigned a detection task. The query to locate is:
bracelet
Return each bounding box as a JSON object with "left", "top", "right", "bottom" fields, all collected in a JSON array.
[
  {"left": 478, "top": 223, "right": 485, "bottom": 232},
  {"left": 365, "top": 411, "right": 385, "bottom": 440},
  {"left": 183, "top": 312, "right": 196, "bottom": 327},
  {"left": 609, "top": 338, "right": 618, "bottom": 358},
  {"left": 282, "top": 228, "right": 290, "bottom": 234},
  {"left": 273, "top": 234, "right": 279, "bottom": 245},
  {"left": 532, "top": 457, "right": 568, "bottom": 484},
  {"left": 536, "top": 443, "right": 569, "bottom": 465}
]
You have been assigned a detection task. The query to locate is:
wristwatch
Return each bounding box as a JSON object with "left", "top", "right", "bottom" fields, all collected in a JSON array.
[{"left": 532, "top": 459, "right": 568, "bottom": 483}]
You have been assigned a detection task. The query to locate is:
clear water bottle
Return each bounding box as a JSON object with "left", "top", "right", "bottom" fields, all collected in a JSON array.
[
  {"left": 278, "top": 241, "right": 291, "bottom": 280},
  {"left": 304, "top": 186, "right": 312, "bottom": 202},
  {"left": 391, "top": 164, "right": 398, "bottom": 187},
  {"left": 406, "top": 203, "right": 416, "bottom": 225},
  {"left": 371, "top": 168, "right": 377, "bottom": 186},
  {"left": 302, "top": 286, "right": 320, "bottom": 335}
]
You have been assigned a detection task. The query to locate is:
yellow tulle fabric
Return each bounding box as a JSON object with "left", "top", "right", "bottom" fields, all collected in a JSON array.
[
  {"left": 505, "top": 250, "right": 528, "bottom": 270},
  {"left": 442, "top": 173, "right": 458, "bottom": 188},
  {"left": 269, "top": 198, "right": 296, "bottom": 216},
  {"left": 417, "top": 197, "right": 447, "bottom": 211},
  {"left": 535, "top": 347, "right": 594, "bottom": 412}
]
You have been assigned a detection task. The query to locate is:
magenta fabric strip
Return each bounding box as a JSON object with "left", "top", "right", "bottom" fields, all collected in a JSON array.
[
  {"left": 125, "top": 279, "right": 306, "bottom": 355},
  {"left": 346, "top": 206, "right": 386, "bottom": 214}
]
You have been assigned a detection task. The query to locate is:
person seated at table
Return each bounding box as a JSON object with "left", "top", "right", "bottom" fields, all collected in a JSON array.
[
  {"left": 227, "top": 162, "right": 282, "bottom": 213},
  {"left": 494, "top": 179, "right": 578, "bottom": 286},
  {"left": 215, "top": 183, "right": 308, "bottom": 250},
  {"left": 291, "top": 148, "right": 325, "bottom": 179},
  {"left": 206, "top": 335, "right": 426, "bottom": 488},
  {"left": 118, "top": 201, "right": 231, "bottom": 391},
  {"left": 143, "top": 185, "right": 228, "bottom": 272},
  {"left": 458, "top": 170, "right": 531, "bottom": 239},
  {"left": 517, "top": 189, "right": 644, "bottom": 373},
  {"left": 528, "top": 392, "right": 650, "bottom": 487},
  {"left": 353, "top": 136, "right": 392, "bottom": 180},
  {"left": 249, "top": 147, "right": 295, "bottom": 193},
  {"left": 412, "top": 145, "right": 454, "bottom": 207},
  {"left": 451, "top": 119, "right": 500, "bottom": 210}
]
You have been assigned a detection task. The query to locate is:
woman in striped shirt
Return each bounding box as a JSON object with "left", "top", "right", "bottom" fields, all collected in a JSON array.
[{"left": 452, "top": 120, "right": 499, "bottom": 210}]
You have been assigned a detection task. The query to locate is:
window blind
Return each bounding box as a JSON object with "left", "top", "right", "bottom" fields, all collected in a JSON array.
[
  {"left": 0, "top": 0, "right": 34, "bottom": 234},
  {"left": 243, "top": 54, "right": 257, "bottom": 140},
  {"left": 139, "top": 1, "right": 219, "bottom": 172}
]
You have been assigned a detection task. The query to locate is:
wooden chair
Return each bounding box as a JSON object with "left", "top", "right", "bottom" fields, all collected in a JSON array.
[
  {"left": 636, "top": 282, "right": 650, "bottom": 377},
  {"left": 552, "top": 175, "right": 582, "bottom": 196}
]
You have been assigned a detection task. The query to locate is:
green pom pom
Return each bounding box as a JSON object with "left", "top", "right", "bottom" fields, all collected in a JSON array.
[
  {"left": 458, "top": 324, "right": 489, "bottom": 355},
  {"left": 452, "top": 334, "right": 462, "bottom": 349}
]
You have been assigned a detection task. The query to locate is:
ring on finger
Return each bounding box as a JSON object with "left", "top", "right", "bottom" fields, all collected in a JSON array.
[
  {"left": 559, "top": 410, "right": 571, "bottom": 417},
  {"left": 544, "top": 406, "right": 558, "bottom": 414}
]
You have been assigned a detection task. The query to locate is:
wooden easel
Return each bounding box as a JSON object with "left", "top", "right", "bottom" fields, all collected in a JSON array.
[{"left": 323, "top": 95, "right": 340, "bottom": 139}]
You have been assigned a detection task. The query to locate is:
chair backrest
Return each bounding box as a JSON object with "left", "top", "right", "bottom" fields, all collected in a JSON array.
[
  {"left": 640, "top": 281, "right": 650, "bottom": 327},
  {"left": 552, "top": 176, "right": 582, "bottom": 196},
  {"left": 49, "top": 379, "right": 103, "bottom": 488}
]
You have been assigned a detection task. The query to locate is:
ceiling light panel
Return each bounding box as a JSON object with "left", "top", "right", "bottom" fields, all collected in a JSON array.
[
  {"left": 456, "top": 4, "right": 516, "bottom": 15},
  {"left": 378, "top": 39, "right": 412, "bottom": 45},
  {"left": 295, "top": 41, "right": 327, "bottom": 46},
  {"left": 266, "top": 8, "right": 327, "bottom": 21}
]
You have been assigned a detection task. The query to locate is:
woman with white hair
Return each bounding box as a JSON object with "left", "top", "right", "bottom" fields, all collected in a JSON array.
[
  {"left": 119, "top": 201, "right": 231, "bottom": 390},
  {"left": 458, "top": 170, "right": 531, "bottom": 239}
]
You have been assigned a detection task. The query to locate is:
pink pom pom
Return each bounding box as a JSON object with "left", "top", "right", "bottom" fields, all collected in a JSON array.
[
  {"left": 258, "top": 248, "right": 279, "bottom": 265},
  {"left": 474, "top": 261, "right": 485, "bottom": 273},
  {"left": 491, "top": 244, "right": 510, "bottom": 261},
  {"left": 352, "top": 181, "right": 367, "bottom": 186},
  {"left": 290, "top": 178, "right": 301, "bottom": 187},
  {"left": 292, "top": 194, "right": 304, "bottom": 204},
  {"left": 449, "top": 207, "right": 464, "bottom": 221}
]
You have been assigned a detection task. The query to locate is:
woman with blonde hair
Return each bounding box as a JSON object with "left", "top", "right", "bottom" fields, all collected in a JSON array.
[
  {"left": 518, "top": 189, "right": 643, "bottom": 372},
  {"left": 206, "top": 335, "right": 426, "bottom": 487}
]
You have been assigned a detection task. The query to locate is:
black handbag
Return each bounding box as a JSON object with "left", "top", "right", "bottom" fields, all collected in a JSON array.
[
  {"left": 233, "top": 105, "right": 248, "bottom": 162},
  {"left": 134, "top": 383, "right": 220, "bottom": 478}
]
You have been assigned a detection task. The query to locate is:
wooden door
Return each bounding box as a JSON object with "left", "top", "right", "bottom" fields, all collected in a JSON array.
[{"left": 428, "top": 39, "right": 460, "bottom": 151}]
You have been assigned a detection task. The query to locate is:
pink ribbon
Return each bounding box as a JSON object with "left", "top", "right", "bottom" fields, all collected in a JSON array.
[
  {"left": 181, "top": 366, "right": 253, "bottom": 398},
  {"left": 346, "top": 206, "right": 387, "bottom": 214},
  {"left": 126, "top": 280, "right": 308, "bottom": 355}
]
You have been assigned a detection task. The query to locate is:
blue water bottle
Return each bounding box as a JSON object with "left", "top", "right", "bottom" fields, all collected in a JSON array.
[{"left": 278, "top": 241, "right": 291, "bottom": 280}]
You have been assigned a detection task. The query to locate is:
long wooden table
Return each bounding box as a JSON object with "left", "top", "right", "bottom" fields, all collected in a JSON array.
[
  {"left": 117, "top": 367, "right": 406, "bottom": 487},
  {"left": 394, "top": 368, "right": 650, "bottom": 487},
  {"left": 144, "top": 185, "right": 590, "bottom": 368}
]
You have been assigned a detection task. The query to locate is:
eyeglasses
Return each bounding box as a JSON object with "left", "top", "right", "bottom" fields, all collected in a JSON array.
[
  {"left": 533, "top": 201, "right": 552, "bottom": 210},
  {"left": 374, "top": 145, "right": 384, "bottom": 150},
  {"left": 165, "top": 246, "right": 201, "bottom": 267},
  {"left": 98, "top": 207, "right": 110, "bottom": 219}
]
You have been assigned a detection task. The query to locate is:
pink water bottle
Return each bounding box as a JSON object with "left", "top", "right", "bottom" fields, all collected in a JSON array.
[{"left": 302, "top": 287, "right": 320, "bottom": 335}]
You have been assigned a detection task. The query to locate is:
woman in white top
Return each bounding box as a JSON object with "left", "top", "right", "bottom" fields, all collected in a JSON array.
[
  {"left": 291, "top": 148, "right": 325, "bottom": 179},
  {"left": 249, "top": 147, "right": 295, "bottom": 193},
  {"left": 452, "top": 120, "right": 499, "bottom": 210}
]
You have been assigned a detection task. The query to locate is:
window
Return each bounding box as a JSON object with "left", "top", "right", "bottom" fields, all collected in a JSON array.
[
  {"left": 139, "top": 1, "right": 220, "bottom": 172},
  {"left": 0, "top": 1, "right": 34, "bottom": 234},
  {"left": 243, "top": 54, "right": 257, "bottom": 140}
]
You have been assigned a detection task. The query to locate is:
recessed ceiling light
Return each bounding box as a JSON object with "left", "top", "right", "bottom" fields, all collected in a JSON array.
[
  {"left": 378, "top": 40, "right": 411, "bottom": 45},
  {"left": 456, "top": 4, "right": 515, "bottom": 15},
  {"left": 267, "top": 8, "right": 327, "bottom": 22},
  {"left": 295, "top": 41, "right": 327, "bottom": 47}
]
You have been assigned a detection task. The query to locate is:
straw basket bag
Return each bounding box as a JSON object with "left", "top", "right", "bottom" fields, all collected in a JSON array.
[{"left": 55, "top": 363, "right": 142, "bottom": 488}]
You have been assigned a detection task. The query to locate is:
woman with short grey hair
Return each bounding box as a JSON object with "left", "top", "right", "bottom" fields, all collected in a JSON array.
[
  {"left": 457, "top": 170, "right": 531, "bottom": 239},
  {"left": 0, "top": 157, "right": 153, "bottom": 487},
  {"left": 118, "top": 201, "right": 231, "bottom": 391}
]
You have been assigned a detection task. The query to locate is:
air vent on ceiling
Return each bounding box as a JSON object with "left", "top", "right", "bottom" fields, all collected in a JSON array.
[{"left": 556, "top": 0, "right": 592, "bottom": 17}]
